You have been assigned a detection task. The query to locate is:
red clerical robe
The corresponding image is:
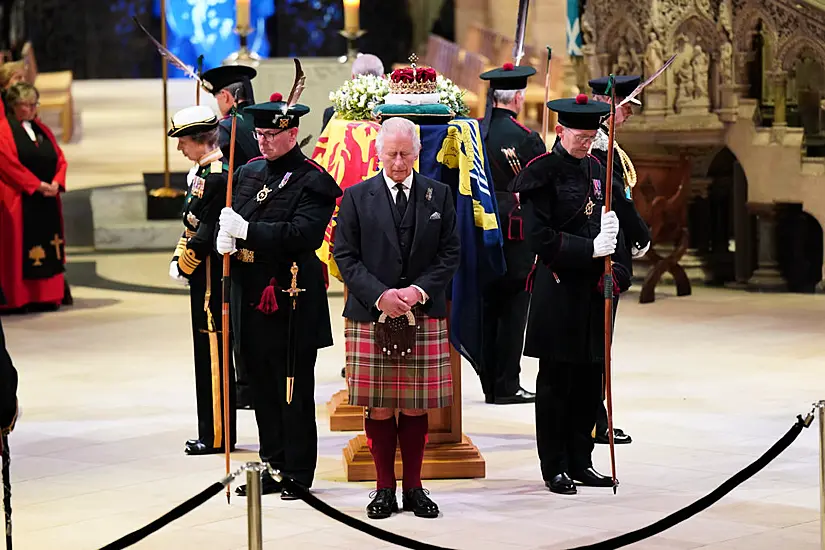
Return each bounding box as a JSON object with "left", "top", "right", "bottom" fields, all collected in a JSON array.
[{"left": 0, "top": 103, "right": 67, "bottom": 310}]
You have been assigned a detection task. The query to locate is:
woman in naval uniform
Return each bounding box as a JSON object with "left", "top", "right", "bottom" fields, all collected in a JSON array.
[{"left": 168, "top": 105, "right": 236, "bottom": 456}]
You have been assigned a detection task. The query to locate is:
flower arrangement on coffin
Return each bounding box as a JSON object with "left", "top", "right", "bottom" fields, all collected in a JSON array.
[
  {"left": 328, "top": 55, "right": 469, "bottom": 121},
  {"left": 328, "top": 74, "right": 390, "bottom": 121}
]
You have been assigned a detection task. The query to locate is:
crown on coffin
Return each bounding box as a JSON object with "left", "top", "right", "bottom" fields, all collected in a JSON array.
[{"left": 388, "top": 53, "right": 438, "bottom": 94}]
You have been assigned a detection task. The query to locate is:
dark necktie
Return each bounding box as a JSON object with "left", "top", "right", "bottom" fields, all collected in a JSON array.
[{"left": 395, "top": 183, "right": 408, "bottom": 217}]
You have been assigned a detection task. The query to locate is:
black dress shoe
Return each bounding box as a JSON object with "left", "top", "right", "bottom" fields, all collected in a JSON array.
[
  {"left": 594, "top": 427, "right": 632, "bottom": 445},
  {"left": 571, "top": 467, "right": 616, "bottom": 488},
  {"left": 493, "top": 387, "right": 536, "bottom": 404},
  {"left": 367, "top": 488, "right": 398, "bottom": 519},
  {"left": 184, "top": 439, "right": 235, "bottom": 456},
  {"left": 402, "top": 488, "right": 439, "bottom": 518},
  {"left": 280, "top": 485, "right": 305, "bottom": 501},
  {"left": 545, "top": 473, "right": 576, "bottom": 495},
  {"left": 235, "top": 471, "right": 282, "bottom": 497}
]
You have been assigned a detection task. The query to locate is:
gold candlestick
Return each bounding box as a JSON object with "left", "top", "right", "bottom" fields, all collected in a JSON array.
[
  {"left": 224, "top": 0, "right": 259, "bottom": 65},
  {"left": 338, "top": 29, "right": 366, "bottom": 61}
]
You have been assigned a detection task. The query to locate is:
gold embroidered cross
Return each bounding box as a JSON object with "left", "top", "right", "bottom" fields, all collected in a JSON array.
[{"left": 50, "top": 234, "right": 64, "bottom": 260}]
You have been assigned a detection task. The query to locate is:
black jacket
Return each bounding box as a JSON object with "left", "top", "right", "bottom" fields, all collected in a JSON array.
[
  {"left": 483, "top": 107, "right": 546, "bottom": 281},
  {"left": 510, "top": 141, "right": 649, "bottom": 362},
  {"left": 334, "top": 171, "right": 460, "bottom": 321},
  {"left": 221, "top": 146, "right": 342, "bottom": 352},
  {"left": 218, "top": 102, "right": 261, "bottom": 167}
]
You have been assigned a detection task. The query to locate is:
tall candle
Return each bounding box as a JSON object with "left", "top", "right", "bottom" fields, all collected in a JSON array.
[
  {"left": 237, "top": 0, "right": 250, "bottom": 29},
  {"left": 343, "top": 0, "right": 360, "bottom": 33}
]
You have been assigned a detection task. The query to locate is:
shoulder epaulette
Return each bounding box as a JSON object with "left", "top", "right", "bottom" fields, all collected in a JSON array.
[
  {"left": 209, "top": 160, "right": 224, "bottom": 175},
  {"left": 524, "top": 150, "right": 554, "bottom": 170},
  {"left": 509, "top": 116, "right": 531, "bottom": 134},
  {"left": 304, "top": 158, "right": 325, "bottom": 173}
]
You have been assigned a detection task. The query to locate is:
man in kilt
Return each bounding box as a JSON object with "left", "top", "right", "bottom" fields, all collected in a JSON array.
[{"left": 334, "top": 117, "right": 460, "bottom": 519}]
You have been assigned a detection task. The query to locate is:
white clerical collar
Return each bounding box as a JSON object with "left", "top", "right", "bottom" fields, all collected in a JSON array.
[
  {"left": 383, "top": 170, "right": 413, "bottom": 191},
  {"left": 21, "top": 120, "right": 36, "bottom": 142}
]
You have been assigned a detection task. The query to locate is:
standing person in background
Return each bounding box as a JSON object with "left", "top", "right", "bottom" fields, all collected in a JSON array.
[
  {"left": 321, "top": 53, "right": 385, "bottom": 133},
  {"left": 201, "top": 64, "right": 259, "bottom": 409}
]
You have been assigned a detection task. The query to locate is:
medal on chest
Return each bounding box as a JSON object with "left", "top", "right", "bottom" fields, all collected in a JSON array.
[
  {"left": 191, "top": 176, "right": 205, "bottom": 199},
  {"left": 256, "top": 171, "right": 293, "bottom": 203}
]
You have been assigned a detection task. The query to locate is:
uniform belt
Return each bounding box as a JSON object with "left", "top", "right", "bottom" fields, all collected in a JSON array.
[{"left": 236, "top": 248, "right": 255, "bottom": 263}]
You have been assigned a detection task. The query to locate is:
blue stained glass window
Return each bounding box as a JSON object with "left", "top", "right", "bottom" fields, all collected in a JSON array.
[{"left": 154, "top": 0, "right": 275, "bottom": 74}]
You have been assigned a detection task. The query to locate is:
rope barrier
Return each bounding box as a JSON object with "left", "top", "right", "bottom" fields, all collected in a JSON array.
[{"left": 98, "top": 411, "right": 815, "bottom": 550}]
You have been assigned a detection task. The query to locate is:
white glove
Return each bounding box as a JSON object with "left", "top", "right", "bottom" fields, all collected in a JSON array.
[
  {"left": 168, "top": 261, "right": 187, "bottom": 284},
  {"left": 592, "top": 207, "right": 619, "bottom": 258},
  {"left": 216, "top": 229, "right": 237, "bottom": 255},
  {"left": 631, "top": 241, "right": 651, "bottom": 258},
  {"left": 219, "top": 207, "right": 249, "bottom": 239}
]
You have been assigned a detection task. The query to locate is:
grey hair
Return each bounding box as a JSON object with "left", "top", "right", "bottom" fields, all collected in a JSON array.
[
  {"left": 492, "top": 88, "right": 525, "bottom": 105},
  {"left": 376, "top": 117, "right": 421, "bottom": 154},
  {"left": 190, "top": 127, "right": 220, "bottom": 148},
  {"left": 352, "top": 53, "right": 385, "bottom": 77}
]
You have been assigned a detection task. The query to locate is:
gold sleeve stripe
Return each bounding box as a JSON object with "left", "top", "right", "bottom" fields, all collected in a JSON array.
[
  {"left": 173, "top": 237, "right": 187, "bottom": 259},
  {"left": 178, "top": 248, "right": 201, "bottom": 275}
]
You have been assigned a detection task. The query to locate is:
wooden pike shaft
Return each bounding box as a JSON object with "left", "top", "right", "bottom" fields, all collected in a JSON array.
[
  {"left": 160, "top": 0, "right": 170, "bottom": 189},
  {"left": 221, "top": 104, "right": 239, "bottom": 504},
  {"left": 541, "top": 47, "right": 552, "bottom": 145},
  {"left": 603, "top": 79, "right": 618, "bottom": 493}
]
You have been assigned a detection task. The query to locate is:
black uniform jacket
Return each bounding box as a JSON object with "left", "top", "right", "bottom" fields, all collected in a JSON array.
[
  {"left": 509, "top": 140, "right": 649, "bottom": 363},
  {"left": 173, "top": 156, "right": 228, "bottom": 278},
  {"left": 223, "top": 146, "right": 342, "bottom": 352},
  {"left": 219, "top": 102, "right": 260, "bottom": 168},
  {"left": 333, "top": 172, "right": 460, "bottom": 322},
  {"left": 484, "top": 108, "right": 546, "bottom": 281}
]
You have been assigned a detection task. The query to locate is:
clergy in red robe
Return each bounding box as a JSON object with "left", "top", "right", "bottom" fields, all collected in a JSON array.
[{"left": 0, "top": 82, "right": 67, "bottom": 311}]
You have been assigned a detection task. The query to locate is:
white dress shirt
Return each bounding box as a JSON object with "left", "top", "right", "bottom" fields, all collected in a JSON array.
[
  {"left": 21, "top": 121, "right": 36, "bottom": 142},
  {"left": 375, "top": 169, "right": 429, "bottom": 308}
]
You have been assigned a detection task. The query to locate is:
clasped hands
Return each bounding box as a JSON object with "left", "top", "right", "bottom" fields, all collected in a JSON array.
[
  {"left": 216, "top": 207, "right": 249, "bottom": 255},
  {"left": 38, "top": 181, "right": 60, "bottom": 197},
  {"left": 378, "top": 287, "right": 423, "bottom": 318}
]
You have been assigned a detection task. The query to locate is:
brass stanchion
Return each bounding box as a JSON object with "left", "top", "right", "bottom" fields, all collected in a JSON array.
[{"left": 246, "top": 464, "right": 263, "bottom": 550}]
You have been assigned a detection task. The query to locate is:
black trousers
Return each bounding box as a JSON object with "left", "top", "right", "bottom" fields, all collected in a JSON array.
[
  {"left": 535, "top": 359, "right": 602, "bottom": 479},
  {"left": 241, "top": 331, "right": 318, "bottom": 488},
  {"left": 481, "top": 277, "right": 530, "bottom": 398},
  {"left": 189, "top": 260, "right": 237, "bottom": 449}
]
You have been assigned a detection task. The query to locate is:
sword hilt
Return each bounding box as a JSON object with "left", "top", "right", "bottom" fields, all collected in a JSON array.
[{"left": 282, "top": 262, "right": 305, "bottom": 307}]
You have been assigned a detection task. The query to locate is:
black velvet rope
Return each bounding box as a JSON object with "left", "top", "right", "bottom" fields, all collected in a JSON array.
[
  {"left": 98, "top": 482, "right": 225, "bottom": 550},
  {"left": 98, "top": 415, "right": 808, "bottom": 550},
  {"left": 281, "top": 415, "right": 808, "bottom": 550}
]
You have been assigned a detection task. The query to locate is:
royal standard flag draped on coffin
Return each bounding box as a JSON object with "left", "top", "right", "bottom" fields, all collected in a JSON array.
[{"left": 312, "top": 117, "right": 505, "bottom": 373}]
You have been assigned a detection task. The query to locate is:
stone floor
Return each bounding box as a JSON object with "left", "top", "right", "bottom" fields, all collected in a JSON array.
[{"left": 1, "top": 250, "right": 822, "bottom": 549}]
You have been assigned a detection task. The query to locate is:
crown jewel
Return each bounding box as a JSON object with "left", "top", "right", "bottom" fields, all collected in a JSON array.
[{"left": 388, "top": 53, "right": 438, "bottom": 94}]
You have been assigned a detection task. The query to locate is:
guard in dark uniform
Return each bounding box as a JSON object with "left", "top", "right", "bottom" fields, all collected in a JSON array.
[
  {"left": 478, "top": 62, "right": 546, "bottom": 405},
  {"left": 588, "top": 75, "right": 651, "bottom": 446},
  {"left": 216, "top": 93, "right": 342, "bottom": 499},
  {"left": 510, "top": 95, "right": 649, "bottom": 495},
  {"left": 168, "top": 105, "right": 236, "bottom": 455},
  {"left": 201, "top": 64, "right": 259, "bottom": 408}
]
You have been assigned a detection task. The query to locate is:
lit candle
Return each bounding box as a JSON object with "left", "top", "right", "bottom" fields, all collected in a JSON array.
[
  {"left": 343, "top": 0, "right": 360, "bottom": 33},
  {"left": 236, "top": 0, "right": 250, "bottom": 29}
]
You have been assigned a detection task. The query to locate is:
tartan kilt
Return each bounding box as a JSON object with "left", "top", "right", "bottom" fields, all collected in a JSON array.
[{"left": 345, "top": 314, "right": 452, "bottom": 410}]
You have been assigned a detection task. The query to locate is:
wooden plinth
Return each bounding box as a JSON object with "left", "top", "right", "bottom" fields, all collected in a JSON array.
[
  {"left": 343, "top": 433, "right": 486, "bottom": 481},
  {"left": 326, "top": 389, "right": 364, "bottom": 432}
]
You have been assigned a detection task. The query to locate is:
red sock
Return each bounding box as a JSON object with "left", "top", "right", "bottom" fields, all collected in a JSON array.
[
  {"left": 398, "top": 413, "right": 428, "bottom": 491},
  {"left": 365, "top": 416, "right": 398, "bottom": 490}
]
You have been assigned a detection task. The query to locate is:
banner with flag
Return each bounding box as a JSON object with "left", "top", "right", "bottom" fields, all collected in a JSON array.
[
  {"left": 566, "top": 0, "right": 582, "bottom": 56},
  {"left": 312, "top": 117, "right": 505, "bottom": 372}
]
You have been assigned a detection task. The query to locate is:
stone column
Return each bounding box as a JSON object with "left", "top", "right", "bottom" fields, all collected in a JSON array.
[
  {"left": 747, "top": 202, "right": 787, "bottom": 290},
  {"left": 730, "top": 160, "right": 752, "bottom": 287},
  {"left": 769, "top": 70, "right": 788, "bottom": 127}
]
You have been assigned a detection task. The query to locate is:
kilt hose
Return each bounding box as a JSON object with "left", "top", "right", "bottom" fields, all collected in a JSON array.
[{"left": 345, "top": 314, "right": 453, "bottom": 410}]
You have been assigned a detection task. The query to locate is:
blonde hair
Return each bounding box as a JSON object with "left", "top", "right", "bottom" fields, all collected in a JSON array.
[
  {"left": 5, "top": 82, "right": 39, "bottom": 107},
  {"left": 0, "top": 61, "right": 26, "bottom": 89}
]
